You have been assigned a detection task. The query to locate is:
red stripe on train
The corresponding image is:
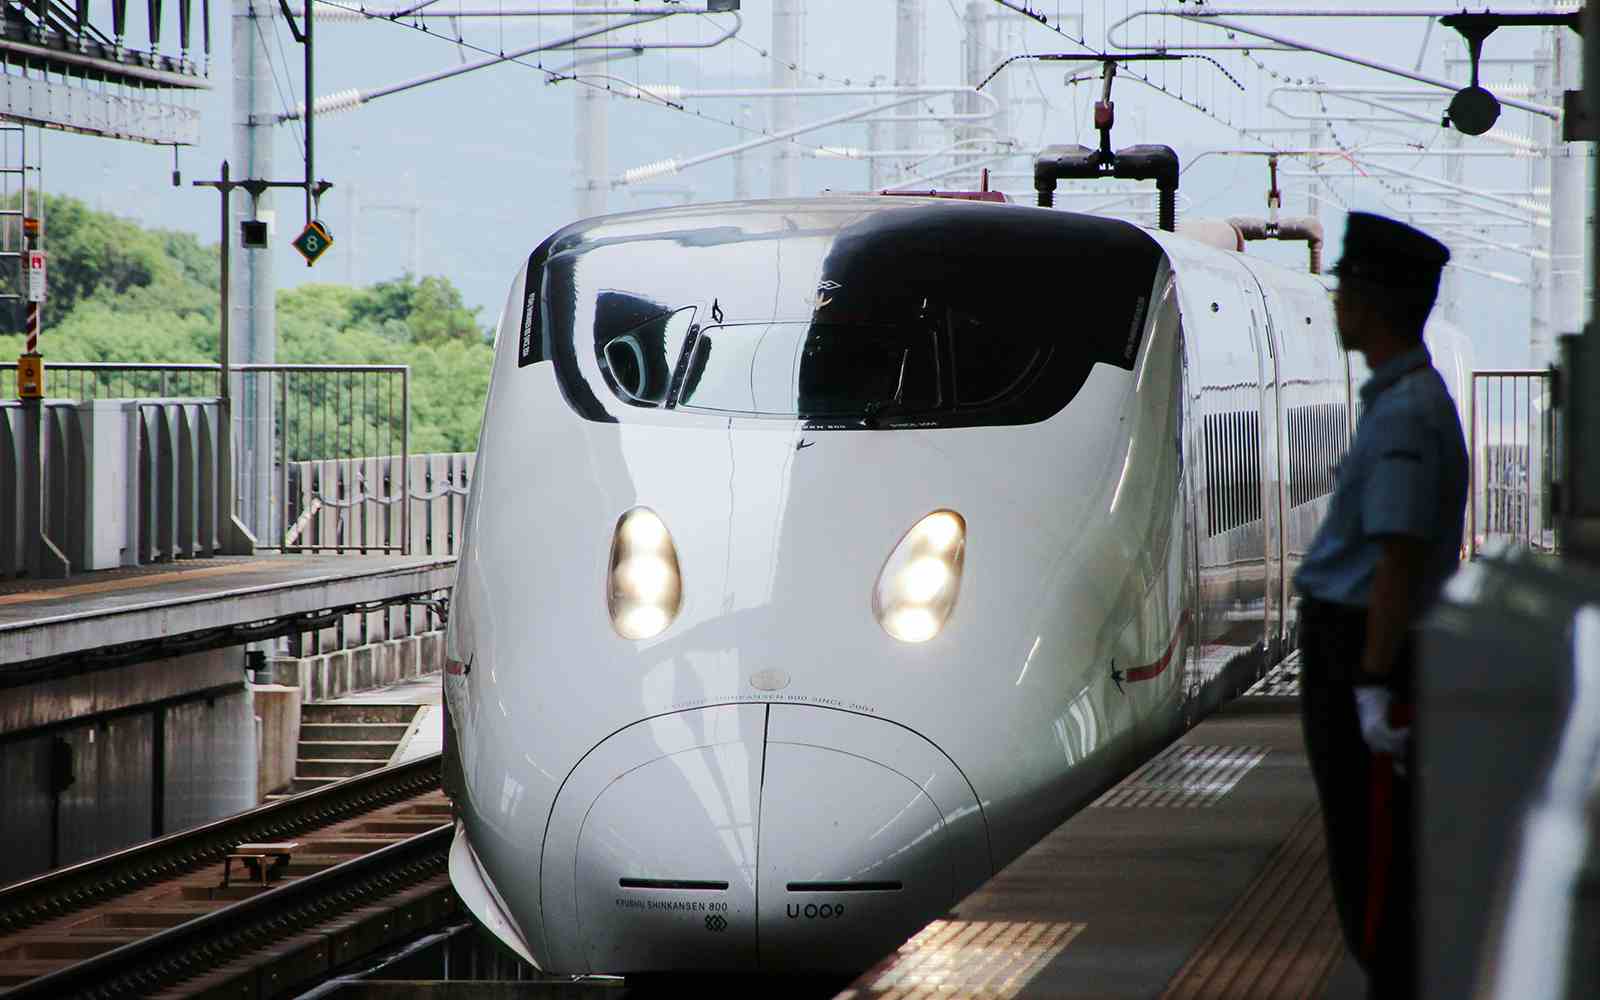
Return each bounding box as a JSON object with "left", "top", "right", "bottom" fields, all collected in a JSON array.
[{"left": 1124, "top": 609, "right": 1192, "bottom": 683}]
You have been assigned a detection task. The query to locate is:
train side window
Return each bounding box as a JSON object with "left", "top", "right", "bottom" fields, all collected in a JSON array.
[{"left": 598, "top": 307, "right": 697, "bottom": 406}]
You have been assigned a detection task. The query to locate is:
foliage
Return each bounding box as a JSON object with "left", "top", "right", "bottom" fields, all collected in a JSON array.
[{"left": 1, "top": 195, "right": 494, "bottom": 454}]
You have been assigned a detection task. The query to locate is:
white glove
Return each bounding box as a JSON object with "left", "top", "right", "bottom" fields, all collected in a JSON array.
[{"left": 1354, "top": 686, "right": 1410, "bottom": 758}]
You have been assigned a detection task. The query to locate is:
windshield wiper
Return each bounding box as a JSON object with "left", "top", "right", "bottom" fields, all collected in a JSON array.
[{"left": 861, "top": 349, "right": 913, "bottom": 429}]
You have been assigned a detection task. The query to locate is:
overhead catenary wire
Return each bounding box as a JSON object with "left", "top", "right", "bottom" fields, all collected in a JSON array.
[{"left": 289, "top": 0, "right": 851, "bottom": 162}]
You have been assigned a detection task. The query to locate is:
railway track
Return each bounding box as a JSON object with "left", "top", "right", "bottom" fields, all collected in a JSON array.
[{"left": 0, "top": 753, "right": 451, "bottom": 999}]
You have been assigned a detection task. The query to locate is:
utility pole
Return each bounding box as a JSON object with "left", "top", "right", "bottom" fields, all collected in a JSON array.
[
  {"left": 232, "top": 0, "right": 277, "bottom": 541},
  {"left": 1440, "top": 125, "right": 1466, "bottom": 330},
  {"left": 575, "top": 0, "right": 610, "bottom": 218},
  {"left": 732, "top": 103, "right": 752, "bottom": 198},
  {"left": 893, "top": 0, "right": 923, "bottom": 184},
  {"left": 1549, "top": 24, "right": 1591, "bottom": 366},
  {"left": 769, "top": 0, "right": 801, "bottom": 198},
  {"left": 959, "top": 2, "right": 987, "bottom": 187},
  {"left": 1531, "top": 34, "right": 1555, "bottom": 363}
]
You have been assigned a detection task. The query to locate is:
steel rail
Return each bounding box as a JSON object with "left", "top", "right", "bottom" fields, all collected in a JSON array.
[
  {"left": 0, "top": 753, "right": 441, "bottom": 933},
  {"left": 4, "top": 824, "right": 453, "bottom": 1000}
]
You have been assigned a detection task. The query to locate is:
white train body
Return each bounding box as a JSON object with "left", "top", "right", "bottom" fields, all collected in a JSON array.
[{"left": 442, "top": 197, "right": 1441, "bottom": 975}]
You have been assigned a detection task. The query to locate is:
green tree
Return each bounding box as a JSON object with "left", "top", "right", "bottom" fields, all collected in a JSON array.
[
  {"left": 34, "top": 194, "right": 217, "bottom": 326},
  {"left": 348, "top": 274, "right": 484, "bottom": 345},
  {"left": 2, "top": 196, "right": 495, "bottom": 453}
]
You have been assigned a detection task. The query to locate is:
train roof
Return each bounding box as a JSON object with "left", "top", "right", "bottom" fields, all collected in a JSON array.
[{"left": 538, "top": 195, "right": 1150, "bottom": 259}]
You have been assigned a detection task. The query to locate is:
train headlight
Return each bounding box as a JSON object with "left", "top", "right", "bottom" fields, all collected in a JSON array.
[
  {"left": 874, "top": 511, "right": 966, "bottom": 643},
  {"left": 608, "top": 507, "right": 683, "bottom": 640}
]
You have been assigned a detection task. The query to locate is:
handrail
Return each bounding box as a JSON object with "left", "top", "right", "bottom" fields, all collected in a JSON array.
[
  {"left": 0, "top": 361, "right": 410, "bottom": 373},
  {"left": 235, "top": 362, "right": 410, "bottom": 373},
  {"left": 0, "top": 361, "right": 223, "bottom": 372}
]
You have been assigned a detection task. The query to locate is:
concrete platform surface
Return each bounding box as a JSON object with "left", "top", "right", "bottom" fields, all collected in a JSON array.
[
  {"left": 838, "top": 691, "right": 1365, "bottom": 999},
  {"left": 0, "top": 553, "right": 455, "bottom": 669}
]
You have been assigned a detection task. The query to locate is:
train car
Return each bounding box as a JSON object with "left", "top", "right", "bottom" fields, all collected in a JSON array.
[{"left": 441, "top": 196, "right": 1360, "bottom": 976}]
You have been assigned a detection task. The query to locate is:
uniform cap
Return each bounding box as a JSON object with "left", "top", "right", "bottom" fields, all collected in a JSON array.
[{"left": 1331, "top": 212, "right": 1450, "bottom": 293}]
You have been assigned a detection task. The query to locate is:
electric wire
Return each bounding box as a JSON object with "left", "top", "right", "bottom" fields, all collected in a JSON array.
[
  {"left": 258, "top": 13, "right": 308, "bottom": 156},
  {"left": 309, "top": 0, "right": 869, "bottom": 161}
]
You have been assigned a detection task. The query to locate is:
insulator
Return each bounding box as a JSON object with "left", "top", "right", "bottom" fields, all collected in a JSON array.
[
  {"left": 622, "top": 158, "right": 681, "bottom": 185},
  {"left": 296, "top": 88, "right": 365, "bottom": 120},
  {"left": 291, "top": 1, "right": 369, "bottom": 21}
]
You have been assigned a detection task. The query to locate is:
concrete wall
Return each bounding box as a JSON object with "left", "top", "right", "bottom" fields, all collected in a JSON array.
[
  {"left": 0, "top": 664, "right": 257, "bottom": 886},
  {"left": 253, "top": 684, "right": 301, "bottom": 799},
  {"left": 0, "top": 647, "right": 244, "bottom": 738},
  {"left": 158, "top": 688, "right": 257, "bottom": 837},
  {"left": 271, "top": 629, "right": 443, "bottom": 703}
]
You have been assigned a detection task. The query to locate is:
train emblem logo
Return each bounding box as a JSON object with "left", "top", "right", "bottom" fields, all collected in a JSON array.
[
  {"left": 814, "top": 278, "right": 841, "bottom": 309},
  {"left": 704, "top": 914, "right": 728, "bottom": 933}
]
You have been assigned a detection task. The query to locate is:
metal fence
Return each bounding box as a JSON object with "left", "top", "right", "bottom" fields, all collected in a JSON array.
[
  {"left": 0, "top": 362, "right": 223, "bottom": 401},
  {"left": 1470, "top": 369, "right": 1557, "bottom": 557},
  {"left": 0, "top": 361, "right": 442, "bottom": 571},
  {"left": 240, "top": 363, "right": 411, "bottom": 553},
  {"left": 283, "top": 452, "right": 473, "bottom": 556}
]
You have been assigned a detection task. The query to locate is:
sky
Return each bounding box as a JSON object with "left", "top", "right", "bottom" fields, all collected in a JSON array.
[{"left": 50, "top": 0, "right": 1565, "bottom": 367}]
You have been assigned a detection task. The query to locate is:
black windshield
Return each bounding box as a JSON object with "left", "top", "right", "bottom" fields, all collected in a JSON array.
[{"left": 524, "top": 199, "right": 1164, "bottom": 428}]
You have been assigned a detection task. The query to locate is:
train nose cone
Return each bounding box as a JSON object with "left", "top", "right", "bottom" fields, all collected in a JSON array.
[
  {"left": 758, "top": 742, "right": 955, "bottom": 973},
  {"left": 573, "top": 745, "right": 761, "bottom": 971}
]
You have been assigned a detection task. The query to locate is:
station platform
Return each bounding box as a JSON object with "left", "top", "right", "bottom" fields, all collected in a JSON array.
[
  {"left": 0, "top": 553, "right": 456, "bottom": 673},
  {"left": 838, "top": 671, "right": 1365, "bottom": 1000},
  {"left": 322, "top": 672, "right": 445, "bottom": 764}
]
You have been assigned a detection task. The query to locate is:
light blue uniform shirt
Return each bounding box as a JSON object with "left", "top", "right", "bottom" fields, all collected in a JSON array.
[{"left": 1293, "top": 344, "right": 1469, "bottom": 609}]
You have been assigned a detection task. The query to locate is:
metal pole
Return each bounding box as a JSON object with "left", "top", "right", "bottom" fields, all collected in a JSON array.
[
  {"left": 1531, "top": 33, "right": 1555, "bottom": 364},
  {"left": 894, "top": 0, "right": 923, "bottom": 176},
  {"left": 769, "top": 0, "right": 801, "bottom": 197},
  {"left": 233, "top": 0, "right": 276, "bottom": 543},
  {"left": 1470, "top": 373, "right": 1478, "bottom": 555},
  {"left": 731, "top": 103, "right": 751, "bottom": 198},
  {"left": 216, "top": 160, "right": 241, "bottom": 552},
  {"left": 959, "top": 2, "right": 984, "bottom": 184},
  {"left": 304, "top": 0, "right": 314, "bottom": 223},
  {"left": 574, "top": 0, "right": 609, "bottom": 218},
  {"left": 1526, "top": 376, "right": 1535, "bottom": 545},
  {"left": 1550, "top": 26, "right": 1591, "bottom": 367},
  {"left": 279, "top": 368, "right": 288, "bottom": 548},
  {"left": 401, "top": 367, "right": 410, "bottom": 556}
]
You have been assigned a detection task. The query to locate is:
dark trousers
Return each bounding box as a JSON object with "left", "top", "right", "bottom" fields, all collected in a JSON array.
[{"left": 1298, "top": 601, "right": 1416, "bottom": 1000}]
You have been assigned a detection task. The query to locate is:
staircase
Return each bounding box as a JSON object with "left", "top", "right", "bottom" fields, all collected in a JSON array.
[{"left": 284, "top": 704, "right": 421, "bottom": 795}]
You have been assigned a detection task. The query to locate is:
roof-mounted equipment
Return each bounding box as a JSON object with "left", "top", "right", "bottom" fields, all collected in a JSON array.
[
  {"left": 1225, "top": 155, "right": 1324, "bottom": 273},
  {"left": 1032, "top": 60, "right": 1180, "bottom": 231}
]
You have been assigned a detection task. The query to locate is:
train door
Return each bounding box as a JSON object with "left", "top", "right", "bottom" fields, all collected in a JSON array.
[
  {"left": 1240, "top": 259, "right": 1346, "bottom": 652},
  {"left": 1169, "top": 248, "right": 1271, "bottom": 695},
  {"left": 1240, "top": 274, "right": 1288, "bottom": 662},
  {"left": 1178, "top": 316, "right": 1203, "bottom": 719}
]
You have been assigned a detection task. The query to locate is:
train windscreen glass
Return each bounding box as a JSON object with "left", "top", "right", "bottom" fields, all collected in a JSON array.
[
  {"left": 532, "top": 201, "right": 1163, "bottom": 428},
  {"left": 678, "top": 323, "right": 941, "bottom": 418}
]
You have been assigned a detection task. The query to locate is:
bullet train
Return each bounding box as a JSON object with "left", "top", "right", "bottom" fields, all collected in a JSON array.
[{"left": 441, "top": 196, "right": 1465, "bottom": 975}]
